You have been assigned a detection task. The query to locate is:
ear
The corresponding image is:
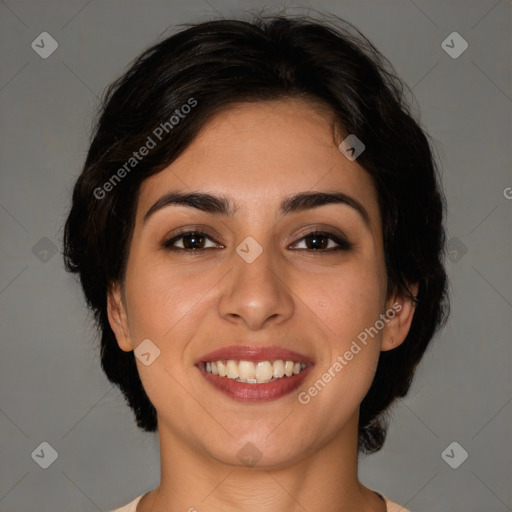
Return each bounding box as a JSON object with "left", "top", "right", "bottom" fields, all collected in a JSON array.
[
  {"left": 106, "top": 282, "right": 134, "bottom": 352},
  {"left": 381, "top": 283, "right": 419, "bottom": 352}
]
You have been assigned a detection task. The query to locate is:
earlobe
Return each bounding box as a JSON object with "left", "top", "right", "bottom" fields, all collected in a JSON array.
[
  {"left": 106, "top": 282, "right": 133, "bottom": 352},
  {"left": 381, "top": 283, "right": 419, "bottom": 352}
]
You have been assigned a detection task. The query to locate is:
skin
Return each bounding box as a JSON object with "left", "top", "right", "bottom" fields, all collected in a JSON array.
[{"left": 108, "top": 98, "right": 418, "bottom": 512}]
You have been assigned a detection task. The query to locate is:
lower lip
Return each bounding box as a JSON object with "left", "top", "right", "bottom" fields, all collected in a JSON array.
[{"left": 198, "top": 365, "right": 312, "bottom": 402}]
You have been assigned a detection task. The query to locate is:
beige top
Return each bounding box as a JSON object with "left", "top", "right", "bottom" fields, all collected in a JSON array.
[{"left": 109, "top": 492, "right": 410, "bottom": 511}]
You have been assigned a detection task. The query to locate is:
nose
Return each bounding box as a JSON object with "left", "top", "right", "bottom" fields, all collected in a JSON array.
[{"left": 218, "top": 240, "right": 295, "bottom": 330}]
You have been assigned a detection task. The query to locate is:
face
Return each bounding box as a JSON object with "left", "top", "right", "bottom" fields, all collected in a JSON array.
[{"left": 108, "top": 98, "right": 416, "bottom": 469}]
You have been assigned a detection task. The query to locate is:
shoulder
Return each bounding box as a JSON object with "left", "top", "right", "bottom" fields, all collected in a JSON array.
[
  {"left": 106, "top": 492, "right": 409, "bottom": 512},
  {"left": 383, "top": 495, "right": 411, "bottom": 512},
  {"left": 374, "top": 490, "right": 410, "bottom": 512},
  {"left": 107, "top": 493, "right": 145, "bottom": 512}
]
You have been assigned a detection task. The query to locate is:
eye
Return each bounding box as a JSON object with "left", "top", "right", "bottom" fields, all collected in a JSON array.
[
  {"left": 289, "top": 231, "right": 352, "bottom": 252},
  {"left": 162, "top": 230, "right": 352, "bottom": 253},
  {"left": 162, "top": 230, "right": 221, "bottom": 251}
]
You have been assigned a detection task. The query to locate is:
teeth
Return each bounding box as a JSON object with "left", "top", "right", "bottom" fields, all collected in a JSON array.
[
  {"left": 255, "top": 361, "right": 273, "bottom": 382},
  {"left": 217, "top": 360, "right": 226, "bottom": 377},
  {"left": 273, "top": 360, "right": 285, "bottom": 378},
  {"left": 204, "top": 359, "right": 307, "bottom": 383},
  {"left": 238, "top": 360, "right": 256, "bottom": 380},
  {"left": 226, "top": 360, "right": 238, "bottom": 379}
]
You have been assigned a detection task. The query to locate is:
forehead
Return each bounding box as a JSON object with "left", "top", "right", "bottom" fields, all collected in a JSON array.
[{"left": 137, "top": 98, "right": 380, "bottom": 223}]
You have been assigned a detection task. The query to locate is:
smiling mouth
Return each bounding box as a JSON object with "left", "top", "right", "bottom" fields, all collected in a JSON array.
[
  {"left": 196, "top": 345, "right": 313, "bottom": 401},
  {"left": 203, "top": 359, "right": 308, "bottom": 383}
]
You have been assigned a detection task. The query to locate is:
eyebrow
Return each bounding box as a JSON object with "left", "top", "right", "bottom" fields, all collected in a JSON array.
[{"left": 143, "top": 189, "right": 370, "bottom": 226}]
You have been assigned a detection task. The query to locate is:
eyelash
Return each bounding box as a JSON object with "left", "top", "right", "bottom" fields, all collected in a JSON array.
[{"left": 162, "top": 230, "right": 352, "bottom": 253}]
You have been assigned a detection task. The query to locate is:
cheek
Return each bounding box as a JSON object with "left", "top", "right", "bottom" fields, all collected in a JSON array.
[
  {"left": 124, "top": 255, "right": 215, "bottom": 341},
  {"left": 297, "top": 265, "right": 385, "bottom": 424},
  {"left": 304, "top": 257, "right": 387, "bottom": 346},
  {"left": 121, "top": 257, "right": 213, "bottom": 418},
  {"left": 295, "top": 255, "right": 386, "bottom": 405}
]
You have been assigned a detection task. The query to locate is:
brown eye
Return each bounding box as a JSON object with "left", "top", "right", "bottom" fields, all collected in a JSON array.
[
  {"left": 163, "top": 231, "right": 219, "bottom": 251},
  {"left": 290, "top": 231, "right": 352, "bottom": 251}
]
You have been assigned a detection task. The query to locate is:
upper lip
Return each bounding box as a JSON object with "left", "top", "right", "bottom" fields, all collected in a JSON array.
[{"left": 197, "top": 345, "right": 313, "bottom": 364}]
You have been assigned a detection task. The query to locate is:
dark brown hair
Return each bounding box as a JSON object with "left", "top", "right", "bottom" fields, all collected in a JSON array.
[{"left": 63, "top": 14, "right": 449, "bottom": 454}]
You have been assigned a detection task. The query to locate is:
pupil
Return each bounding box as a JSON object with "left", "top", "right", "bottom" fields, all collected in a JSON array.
[
  {"left": 184, "top": 233, "right": 204, "bottom": 249},
  {"left": 308, "top": 234, "right": 326, "bottom": 250}
]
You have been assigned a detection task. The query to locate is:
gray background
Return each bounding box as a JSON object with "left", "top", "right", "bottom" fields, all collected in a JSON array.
[{"left": 0, "top": 1, "right": 511, "bottom": 511}]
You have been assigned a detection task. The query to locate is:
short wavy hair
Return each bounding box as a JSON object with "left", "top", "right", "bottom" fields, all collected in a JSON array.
[{"left": 63, "top": 14, "right": 449, "bottom": 454}]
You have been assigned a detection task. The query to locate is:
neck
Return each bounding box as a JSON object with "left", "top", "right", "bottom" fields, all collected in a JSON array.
[{"left": 138, "top": 413, "right": 385, "bottom": 512}]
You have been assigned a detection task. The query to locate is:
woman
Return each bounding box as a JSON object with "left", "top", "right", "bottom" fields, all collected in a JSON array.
[{"left": 63, "top": 13, "right": 449, "bottom": 512}]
